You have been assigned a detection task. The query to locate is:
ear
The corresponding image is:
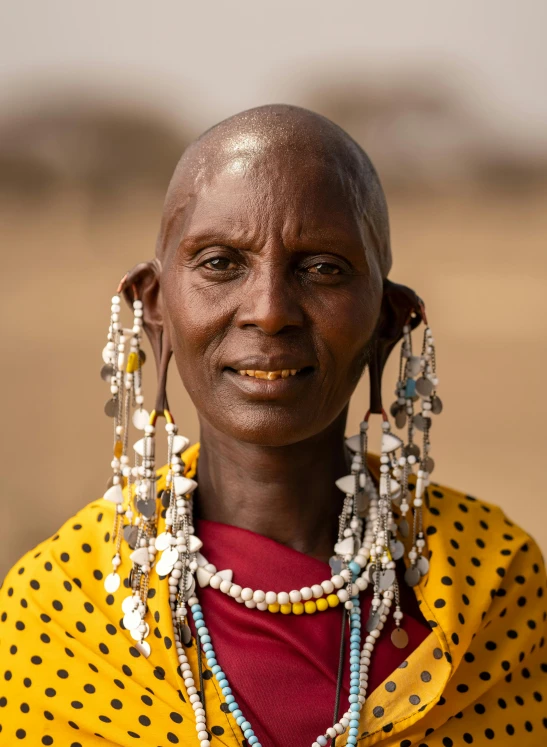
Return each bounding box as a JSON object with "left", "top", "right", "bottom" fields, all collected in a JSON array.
[
  {"left": 368, "top": 279, "right": 424, "bottom": 414},
  {"left": 119, "top": 258, "right": 173, "bottom": 413}
]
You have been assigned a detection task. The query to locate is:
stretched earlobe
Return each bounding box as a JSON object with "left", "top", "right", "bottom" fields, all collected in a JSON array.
[
  {"left": 368, "top": 279, "right": 424, "bottom": 414},
  {"left": 119, "top": 259, "right": 173, "bottom": 413}
]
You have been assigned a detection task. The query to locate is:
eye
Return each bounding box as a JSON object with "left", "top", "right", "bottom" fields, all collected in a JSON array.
[
  {"left": 306, "top": 262, "right": 341, "bottom": 275},
  {"left": 201, "top": 256, "right": 237, "bottom": 271}
]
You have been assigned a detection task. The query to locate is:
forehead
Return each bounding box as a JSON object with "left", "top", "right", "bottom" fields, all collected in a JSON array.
[{"left": 175, "top": 143, "right": 366, "bottom": 248}]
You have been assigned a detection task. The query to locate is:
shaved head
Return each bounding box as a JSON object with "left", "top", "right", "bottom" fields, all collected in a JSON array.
[{"left": 157, "top": 104, "right": 392, "bottom": 278}]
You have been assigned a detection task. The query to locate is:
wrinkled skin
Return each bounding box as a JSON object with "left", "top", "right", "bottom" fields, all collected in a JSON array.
[{"left": 125, "top": 105, "right": 421, "bottom": 559}]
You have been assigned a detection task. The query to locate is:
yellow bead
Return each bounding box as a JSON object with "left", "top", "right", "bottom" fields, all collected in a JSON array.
[
  {"left": 292, "top": 602, "right": 304, "bottom": 615},
  {"left": 113, "top": 440, "right": 123, "bottom": 459},
  {"left": 268, "top": 603, "right": 280, "bottom": 613},
  {"left": 327, "top": 594, "right": 340, "bottom": 608},
  {"left": 304, "top": 601, "right": 317, "bottom": 615},
  {"left": 316, "top": 598, "right": 329, "bottom": 612},
  {"left": 126, "top": 351, "right": 141, "bottom": 373},
  {"left": 280, "top": 603, "right": 292, "bottom": 615}
]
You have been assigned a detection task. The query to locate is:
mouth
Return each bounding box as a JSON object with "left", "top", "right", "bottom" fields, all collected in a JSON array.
[
  {"left": 236, "top": 368, "right": 302, "bottom": 380},
  {"left": 223, "top": 364, "right": 315, "bottom": 397}
]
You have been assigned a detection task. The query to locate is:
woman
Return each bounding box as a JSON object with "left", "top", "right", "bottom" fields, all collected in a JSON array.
[{"left": 1, "top": 105, "right": 545, "bottom": 747}]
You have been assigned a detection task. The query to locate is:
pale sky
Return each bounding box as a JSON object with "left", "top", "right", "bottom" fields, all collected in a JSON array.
[{"left": 2, "top": 0, "right": 546, "bottom": 143}]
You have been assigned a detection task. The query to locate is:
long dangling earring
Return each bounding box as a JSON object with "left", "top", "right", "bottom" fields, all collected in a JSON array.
[{"left": 390, "top": 305, "right": 442, "bottom": 588}]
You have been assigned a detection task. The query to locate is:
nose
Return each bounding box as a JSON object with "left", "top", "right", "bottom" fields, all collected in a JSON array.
[{"left": 235, "top": 257, "right": 305, "bottom": 335}]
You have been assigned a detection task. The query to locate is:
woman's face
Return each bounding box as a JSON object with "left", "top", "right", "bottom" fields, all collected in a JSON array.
[{"left": 160, "top": 148, "right": 384, "bottom": 446}]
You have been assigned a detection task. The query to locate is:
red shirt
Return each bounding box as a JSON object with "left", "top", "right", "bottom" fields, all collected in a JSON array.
[{"left": 192, "top": 519, "right": 431, "bottom": 747}]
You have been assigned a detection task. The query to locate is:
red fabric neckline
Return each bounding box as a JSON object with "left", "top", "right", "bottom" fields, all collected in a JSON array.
[{"left": 190, "top": 518, "right": 431, "bottom": 747}]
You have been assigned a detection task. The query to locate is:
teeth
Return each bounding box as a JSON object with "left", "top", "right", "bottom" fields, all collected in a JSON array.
[{"left": 237, "top": 369, "right": 301, "bottom": 380}]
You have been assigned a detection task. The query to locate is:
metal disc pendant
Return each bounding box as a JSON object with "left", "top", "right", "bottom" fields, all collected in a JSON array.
[
  {"left": 389, "top": 401, "right": 400, "bottom": 418},
  {"left": 104, "top": 572, "right": 120, "bottom": 593},
  {"left": 123, "top": 610, "right": 141, "bottom": 630},
  {"left": 366, "top": 608, "right": 383, "bottom": 632},
  {"left": 104, "top": 398, "right": 118, "bottom": 417},
  {"left": 132, "top": 408, "right": 150, "bottom": 430},
  {"left": 379, "top": 569, "right": 396, "bottom": 590},
  {"left": 417, "top": 555, "right": 430, "bottom": 576},
  {"left": 136, "top": 498, "right": 157, "bottom": 519},
  {"left": 391, "top": 627, "right": 409, "bottom": 649},
  {"left": 390, "top": 540, "right": 405, "bottom": 561},
  {"left": 329, "top": 556, "right": 343, "bottom": 575},
  {"left": 405, "top": 566, "right": 421, "bottom": 587},
  {"left": 416, "top": 377, "right": 434, "bottom": 397},
  {"left": 123, "top": 525, "right": 139, "bottom": 549},
  {"left": 404, "top": 443, "right": 420, "bottom": 459},
  {"left": 422, "top": 456, "right": 435, "bottom": 474},
  {"left": 365, "top": 563, "right": 376, "bottom": 584},
  {"left": 183, "top": 577, "right": 196, "bottom": 601},
  {"left": 180, "top": 623, "right": 192, "bottom": 645},
  {"left": 102, "top": 346, "right": 112, "bottom": 364},
  {"left": 413, "top": 413, "right": 428, "bottom": 432},
  {"left": 408, "top": 355, "right": 423, "bottom": 377},
  {"left": 138, "top": 349, "right": 146, "bottom": 364},
  {"left": 135, "top": 640, "right": 151, "bottom": 658},
  {"left": 100, "top": 363, "right": 115, "bottom": 381},
  {"left": 122, "top": 596, "right": 137, "bottom": 614},
  {"left": 398, "top": 518, "right": 410, "bottom": 538},
  {"left": 155, "top": 532, "right": 172, "bottom": 552},
  {"left": 395, "top": 409, "right": 407, "bottom": 429},
  {"left": 130, "top": 622, "right": 149, "bottom": 641},
  {"left": 160, "top": 489, "right": 171, "bottom": 508},
  {"left": 431, "top": 395, "right": 443, "bottom": 414}
]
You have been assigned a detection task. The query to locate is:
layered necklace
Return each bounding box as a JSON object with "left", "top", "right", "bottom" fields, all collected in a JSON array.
[{"left": 100, "top": 290, "right": 441, "bottom": 747}]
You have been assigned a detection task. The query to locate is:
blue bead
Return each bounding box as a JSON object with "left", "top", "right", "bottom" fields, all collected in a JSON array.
[
  {"left": 405, "top": 378, "right": 417, "bottom": 397},
  {"left": 236, "top": 715, "right": 245, "bottom": 726},
  {"left": 248, "top": 737, "right": 259, "bottom": 746},
  {"left": 350, "top": 686, "right": 360, "bottom": 695},
  {"left": 232, "top": 709, "right": 242, "bottom": 719},
  {"left": 215, "top": 670, "right": 226, "bottom": 681},
  {"left": 228, "top": 702, "right": 239, "bottom": 712},
  {"left": 349, "top": 694, "right": 359, "bottom": 704},
  {"left": 193, "top": 610, "right": 203, "bottom": 620},
  {"left": 198, "top": 626, "right": 209, "bottom": 636},
  {"left": 350, "top": 702, "right": 360, "bottom": 712},
  {"left": 348, "top": 560, "right": 360, "bottom": 575},
  {"left": 218, "top": 678, "right": 229, "bottom": 689},
  {"left": 206, "top": 658, "right": 217, "bottom": 668},
  {"left": 222, "top": 686, "right": 232, "bottom": 696},
  {"left": 241, "top": 722, "right": 251, "bottom": 732},
  {"left": 350, "top": 719, "right": 359, "bottom": 728},
  {"left": 225, "top": 694, "right": 235, "bottom": 704},
  {"left": 244, "top": 729, "right": 254, "bottom": 739},
  {"left": 347, "top": 736, "right": 357, "bottom": 746},
  {"left": 202, "top": 643, "right": 213, "bottom": 653},
  {"left": 190, "top": 604, "right": 202, "bottom": 613},
  {"left": 200, "top": 634, "right": 211, "bottom": 644},
  {"left": 195, "top": 619, "right": 206, "bottom": 629},
  {"left": 211, "top": 664, "right": 221, "bottom": 674},
  {"left": 349, "top": 727, "right": 358, "bottom": 736},
  {"left": 350, "top": 663, "right": 360, "bottom": 672}
]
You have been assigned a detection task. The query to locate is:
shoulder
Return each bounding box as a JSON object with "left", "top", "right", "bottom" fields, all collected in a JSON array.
[{"left": 1, "top": 497, "right": 119, "bottom": 610}]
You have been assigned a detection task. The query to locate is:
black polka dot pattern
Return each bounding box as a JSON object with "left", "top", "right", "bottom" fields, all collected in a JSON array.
[{"left": 0, "top": 453, "right": 545, "bottom": 746}]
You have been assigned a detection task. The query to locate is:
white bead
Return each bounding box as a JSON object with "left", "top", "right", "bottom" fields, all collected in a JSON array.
[
  {"left": 321, "top": 580, "right": 334, "bottom": 595},
  {"left": 344, "top": 600, "right": 354, "bottom": 610},
  {"left": 265, "top": 591, "right": 277, "bottom": 605},
  {"left": 277, "top": 591, "right": 289, "bottom": 605},
  {"left": 256, "top": 602, "right": 268, "bottom": 611},
  {"left": 241, "top": 587, "right": 254, "bottom": 601},
  {"left": 198, "top": 731, "right": 209, "bottom": 741},
  {"left": 219, "top": 580, "right": 232, "bottom": 594},
  {"left": 253, "top": 590, "right": 266, "bottom": 603},
  {"left": 337, "top": 589, "right": 349, "bottom": 603},
  {"left": 334, "top": 723, "right": 344, "bottom": 735},
  {"left": 189, "top": 694, "right": 201, "bottom": 703},
  {"left": 230, "top": 584, "right": 242, "bottom": 598},
  {"left": 326, "top": 727, "right": 337, "bottom": 739},
  {"left": 311, "top": 584, "right": 323, "bottom": 599},
  {"left": 300, "top": 587, "right": 313, "bottom": 601},
  {"left": 209, "top": 575, "right": 222, "bottom": 589},
  {"left": 244, "top": 600, "right": 256, "bottom": 609},
  {"left": 331, "top": 575, "right": 345, "bottom": 589},
  {"left": 289, "top": 590, "right": 302, "bottom": 604}
]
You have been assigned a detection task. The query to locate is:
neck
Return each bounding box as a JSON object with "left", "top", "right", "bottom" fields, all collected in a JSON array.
[{"left": 193, "top": 410, "right": 351, "bottom": 563}]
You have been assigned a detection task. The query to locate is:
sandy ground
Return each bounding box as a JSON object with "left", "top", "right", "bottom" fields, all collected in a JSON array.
[{"left": 1, "top": 187, "right": 546, "bottom": 578}]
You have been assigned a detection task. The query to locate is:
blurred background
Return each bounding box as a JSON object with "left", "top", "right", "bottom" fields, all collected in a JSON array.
[{"left": 1, "top": 0, "right": 546, "bottom": 577}]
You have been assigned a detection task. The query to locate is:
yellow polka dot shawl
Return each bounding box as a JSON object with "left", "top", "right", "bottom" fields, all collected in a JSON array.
[{"left": 1, "top": 444, "right": 546, "bottom": 746}]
